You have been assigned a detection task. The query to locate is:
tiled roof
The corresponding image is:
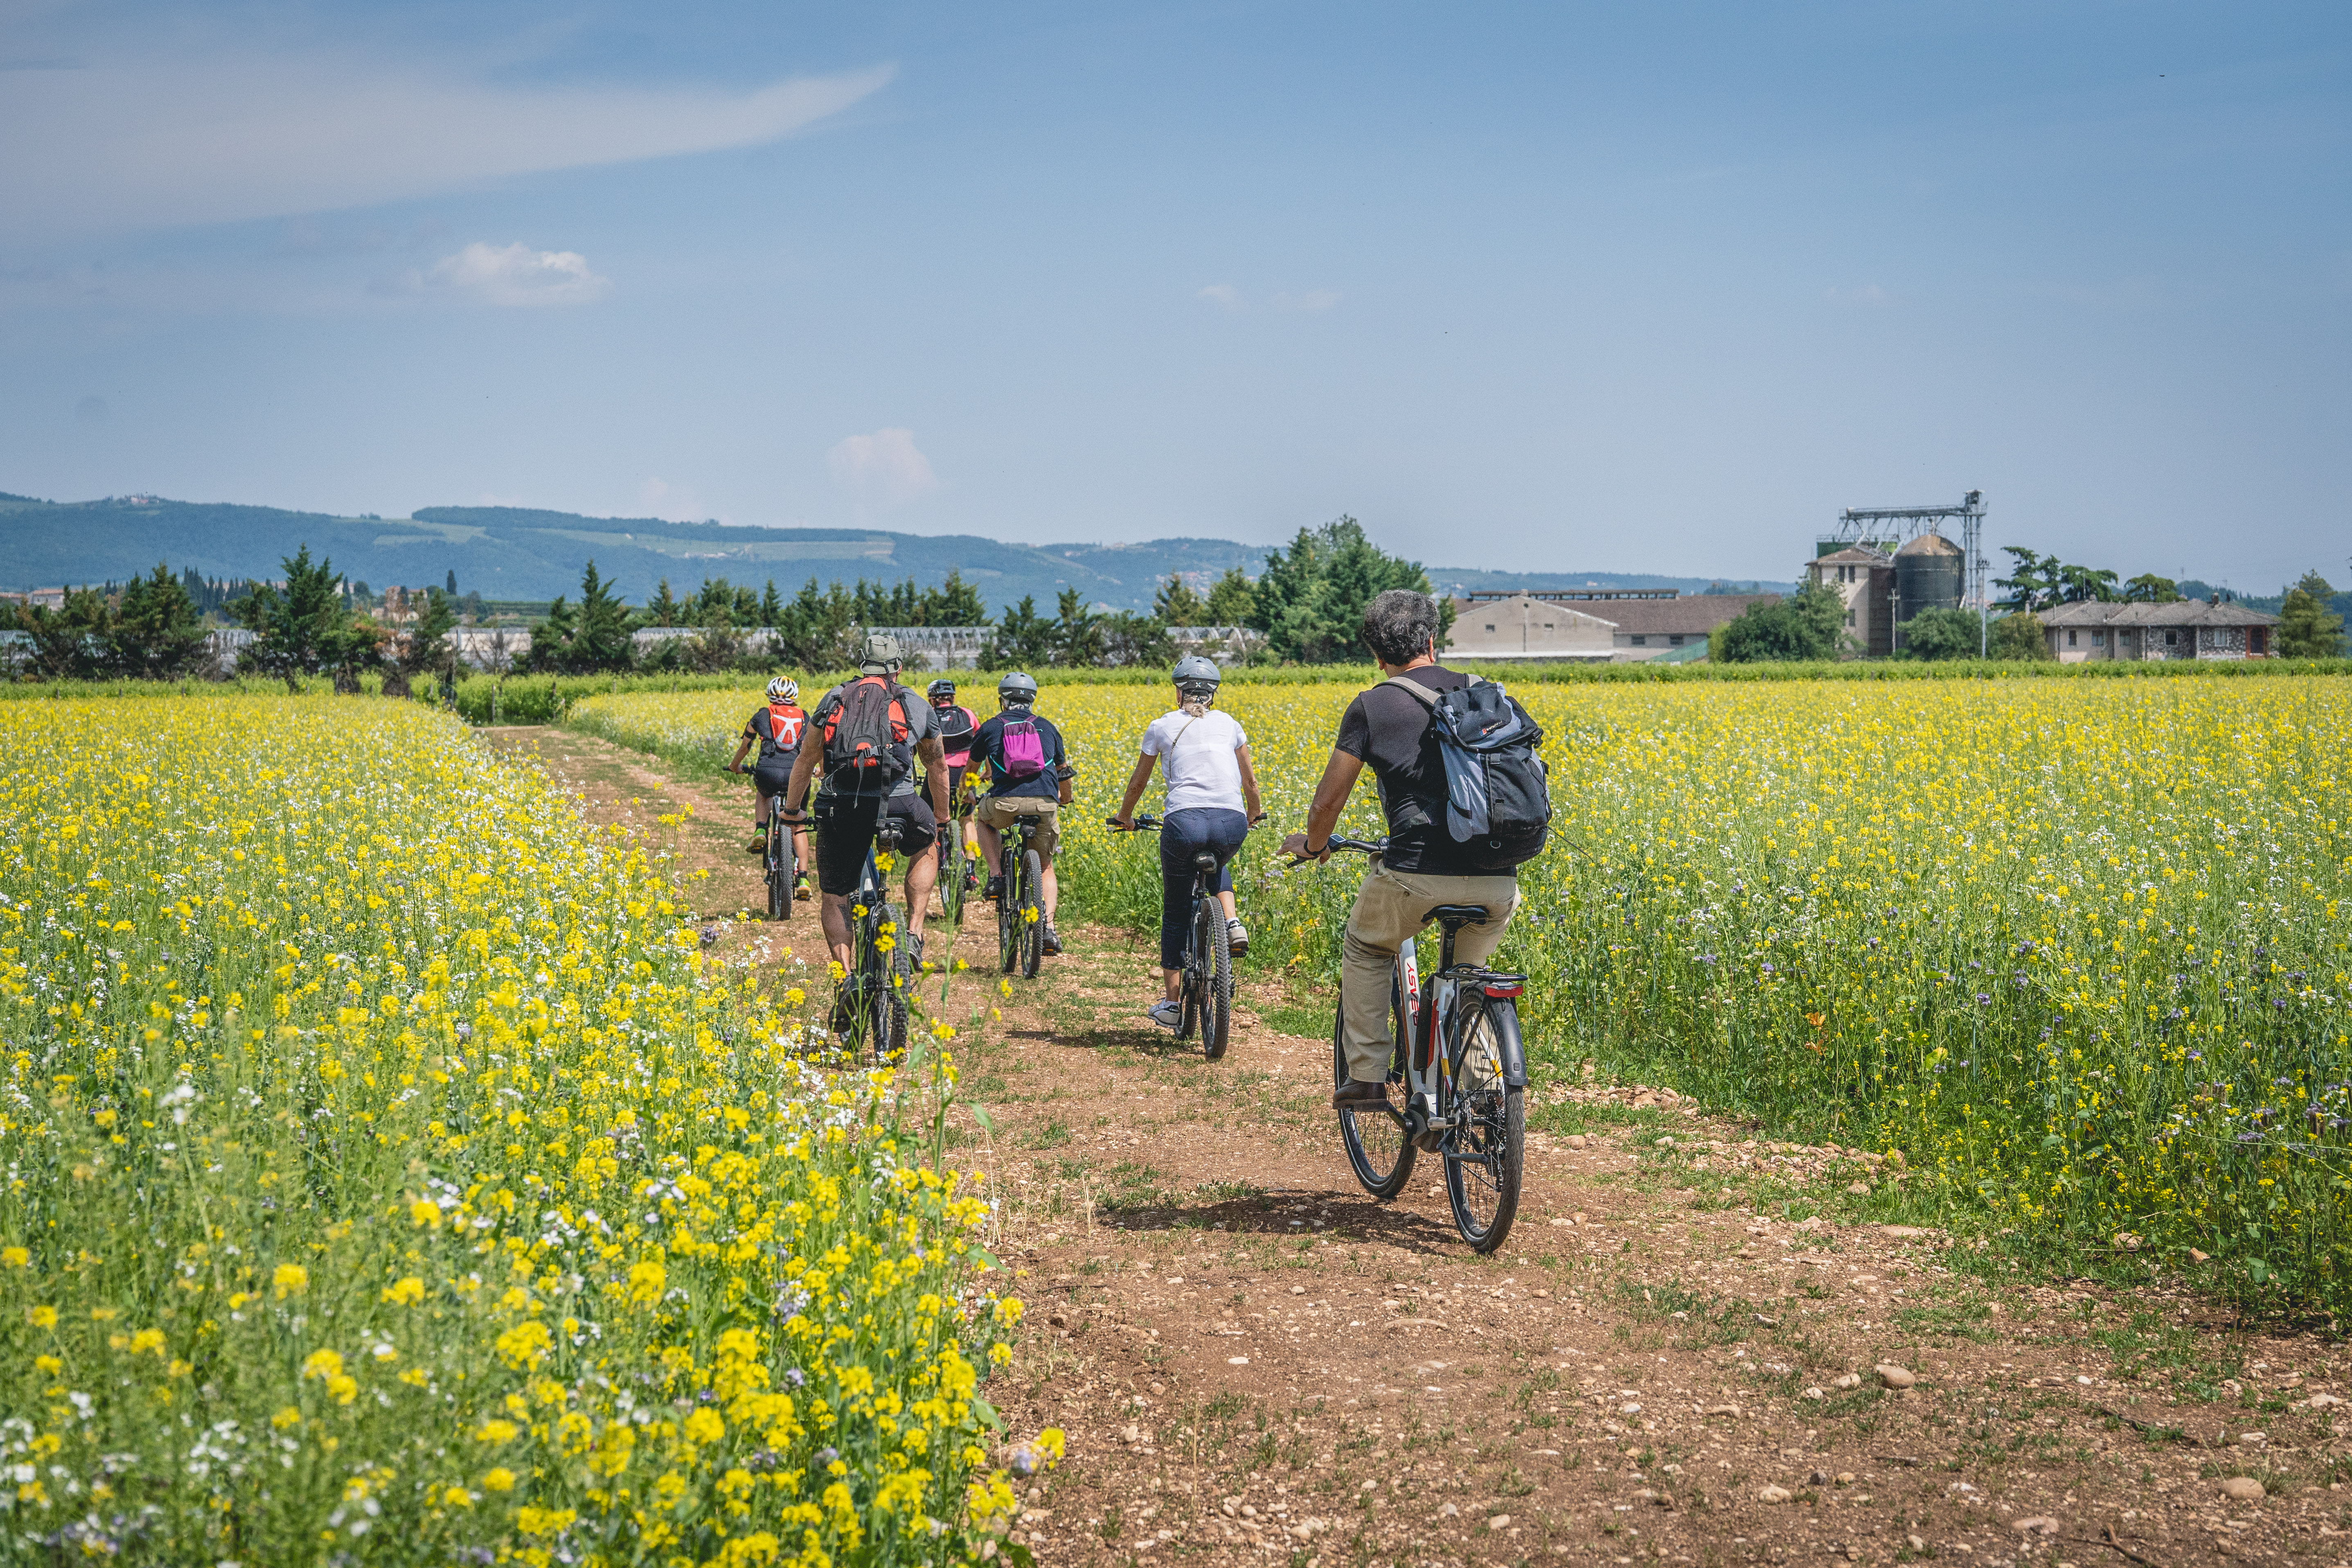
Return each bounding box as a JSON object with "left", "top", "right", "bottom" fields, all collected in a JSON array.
[
  {"left": 1809, "top": 546, "right": 1892, "bottom": 568},
  {"left": 2037, "top": 599, "right": 2279, "bottom": 628},
  {"left": 1588, "top": 594, "right": 1780, "bottom": 636}
]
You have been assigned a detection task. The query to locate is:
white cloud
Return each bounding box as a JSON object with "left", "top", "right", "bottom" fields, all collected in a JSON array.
[
  {"left": 0, "top": 44, "right": 893, "bottom": 237},
  {"left": 1197, "top": 284, "right": 1242, "bottom": 310},
  {"left": 426, "top": 241, "right": 608, "bottom": 307},
  {"left": 828, "top": 428, "right": 938, "bottom": 508}
]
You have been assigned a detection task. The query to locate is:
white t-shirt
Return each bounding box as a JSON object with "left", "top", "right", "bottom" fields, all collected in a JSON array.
[{"left": 1141, "top": 707, "right": 1248, "bottom": 814}]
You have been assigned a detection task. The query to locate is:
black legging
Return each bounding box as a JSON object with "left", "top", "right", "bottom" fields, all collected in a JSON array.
[{"left": 1158, "top": 807, "right": 1248, "bottom": 970}]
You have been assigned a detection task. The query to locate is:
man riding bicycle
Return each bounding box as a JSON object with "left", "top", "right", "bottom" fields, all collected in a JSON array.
[
  {"left": 926, "top": 677, "right": 983, "bottom": 881},
  {"left": 777, "top": 634, "right": 952, "bottom": 982},
  {"left": 1280, "top": 590, "right": 1523, "bottom": 1111},
  {"left": 971, "top": 670, "right": 1074, "bottom": 958},
  {"left": 727, "top": 675, "right": 812, "bottom": 899},
  {"left": 1109, "top": 654, "right": 1263, "bottom": 1030}
]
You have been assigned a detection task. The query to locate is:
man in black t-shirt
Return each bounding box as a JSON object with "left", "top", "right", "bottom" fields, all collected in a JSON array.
[{"left": 1281, "top": 589, "right": 1521, "bottom": 1108}]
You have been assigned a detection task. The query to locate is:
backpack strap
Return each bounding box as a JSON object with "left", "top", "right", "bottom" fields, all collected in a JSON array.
[{"left": 1382, "top": 674, "right": 1444, "bottom": 708}]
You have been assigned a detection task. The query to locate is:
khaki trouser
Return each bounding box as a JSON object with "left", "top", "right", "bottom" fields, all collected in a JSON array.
[
  {"left": 975, "top": 795, "right": 1060, "bottom": 859},
  {"left": 1340, "top": 862, "right": 1519, "bottom": 1084}
]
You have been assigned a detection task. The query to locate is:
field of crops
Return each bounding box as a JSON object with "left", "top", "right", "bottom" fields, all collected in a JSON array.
[
  {"left": 574, "top": 676, "right": 2352, "bottom": 1309},
  {"left": 0, "top": 696, "right": 1038, "bottom": 1564}
]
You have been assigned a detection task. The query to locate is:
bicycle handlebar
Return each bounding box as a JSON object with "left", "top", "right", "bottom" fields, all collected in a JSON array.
[{"left": 1108, "top": 813, "right": 1268, "bottom": 833}]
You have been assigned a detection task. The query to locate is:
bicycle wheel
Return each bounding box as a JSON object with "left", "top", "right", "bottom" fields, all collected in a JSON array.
[
  {"left": 1199, "top": 896, "right": 1232, "bottom": 1061},
  {"left": 1332, "top": 970, "right": 1415, "bottom": 1200},
  {"left": 998, "top": 856, "right": 1021, "bottom": 974},
  {"left": 872, "top": 903, "right": 912, "bottom": 1060},
  {"left": 1443, "top": 1001, "right": 1525, "bottom": 1253},
  {"left": 766, "top": 818, "right": 791, "bottom": 922},
  {"left": 939, "top": 831, "right": 966, "bottom": 927},
  {"left": 1019, "top": 848, "right": 1045, "bottom": 979}
]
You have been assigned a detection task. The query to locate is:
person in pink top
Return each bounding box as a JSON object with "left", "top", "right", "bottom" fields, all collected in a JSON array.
[{"left": 927, "top": 678, "right": 982, "bottom": 877}]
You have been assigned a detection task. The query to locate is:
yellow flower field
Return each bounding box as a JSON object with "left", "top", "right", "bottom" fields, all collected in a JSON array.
[
  {"left": 574, "top": 675, "right": 2352, "bottom": 1307},
  {"left": 0, "top": 696, "right": 1040, "bottom": 1565}
]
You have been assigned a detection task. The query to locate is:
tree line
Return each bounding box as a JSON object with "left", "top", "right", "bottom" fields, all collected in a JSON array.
[{"left": 2, "top": 516, "right": 1451, "bottom": 682}]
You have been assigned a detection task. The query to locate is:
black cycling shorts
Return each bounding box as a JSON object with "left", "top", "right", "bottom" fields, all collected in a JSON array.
[
  {"left": 751, "top": 755, "right": 795, "bottom": 801},
  {"left": 812, "top": 793, "right": 938, "bottom": 897}
]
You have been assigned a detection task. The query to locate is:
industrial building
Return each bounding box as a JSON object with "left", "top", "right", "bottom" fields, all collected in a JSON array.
[
  {"left": 1443, "top": 589, "right": 1779, "bottom": 662},
  {"left": 2037, "top": 600, "right": 2279, "bottom": 661},
  {"left": 1803, "top": 493, "right": 1983, "bottom": 656}
]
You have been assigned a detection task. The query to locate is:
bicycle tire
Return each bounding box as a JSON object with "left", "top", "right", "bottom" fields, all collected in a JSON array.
[
  {"left": 1019, "top": 847, "right": 1044, "bottom": 979},
  {"left": 940, "top": 831, "right": 966, "bottom": 927},
  {"left": 998, "top": 854, "right": 1021, "bottom": 974},
  {"left": 1201, "top": 896, "right": 1232, "bottom": 1061},
  {"left": 871, "top": 901, "right": 912, "bottom": 1061},
  {"left": 766, "top": 818, "right": 791, "bottom": 922},
  {"left": 1443, "top": 1001, "right": 1525, "bottom": 1253},
  {"left": 1332, "top": 971, "right": 1415, "bottom": 1199}
]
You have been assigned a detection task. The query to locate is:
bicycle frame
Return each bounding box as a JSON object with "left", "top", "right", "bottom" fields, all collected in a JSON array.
[{"left": 1322, "top": 836, "right": 1528, "bottom": 1151}]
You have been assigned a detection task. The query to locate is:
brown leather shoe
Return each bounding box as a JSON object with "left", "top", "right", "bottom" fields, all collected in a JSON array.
[{"left": 1331, "top": 1079, "right": 1390, "bottom": 1111}]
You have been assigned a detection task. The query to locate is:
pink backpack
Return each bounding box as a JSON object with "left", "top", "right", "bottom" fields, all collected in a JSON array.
[{"left": 998, "top": 716, "right": 1047, "bottom": 783}]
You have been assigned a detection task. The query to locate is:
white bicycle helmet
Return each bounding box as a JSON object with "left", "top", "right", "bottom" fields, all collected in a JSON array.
[{"left": 766, "top": 676, "right": 798, "bottom": 703}]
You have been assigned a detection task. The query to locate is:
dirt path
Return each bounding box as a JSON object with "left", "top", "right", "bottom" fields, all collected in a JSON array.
[{"left": 500, "top": 729, "right": 2350, "bottom": 1568}]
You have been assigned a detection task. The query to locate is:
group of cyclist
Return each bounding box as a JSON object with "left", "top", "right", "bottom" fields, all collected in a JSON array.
[{"left": 728, "top": 588, "right": 1521, "bottom": 1095}]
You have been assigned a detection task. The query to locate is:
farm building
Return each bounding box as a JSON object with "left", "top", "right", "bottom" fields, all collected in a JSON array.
[
  {"left": 1444, "top": 590, "right": 1780, "bottom": 662},
  {"left": 2037, "top": 599, "right": 2280, "bottom": 661}
]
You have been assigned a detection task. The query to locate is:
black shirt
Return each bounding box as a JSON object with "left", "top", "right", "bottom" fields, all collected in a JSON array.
[
  {"left": 971, "top": 708, "right": 1068, "bottom": 801},
  {"left": 1334, "top": 665, "right": 1496, "bottom": 877}
]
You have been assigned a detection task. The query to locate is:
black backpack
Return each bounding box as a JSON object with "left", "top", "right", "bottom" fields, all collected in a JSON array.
[
  {"left": 1386, "top": 676, "right": 1551, "bottom": 871},
  {"left": 819, "top": 677, "right": 914, "bottom": 792}
]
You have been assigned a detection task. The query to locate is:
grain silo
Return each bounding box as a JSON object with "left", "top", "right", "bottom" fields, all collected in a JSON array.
[{"left": 1893, "top": 532, "right": 1964, "bottom": 650}]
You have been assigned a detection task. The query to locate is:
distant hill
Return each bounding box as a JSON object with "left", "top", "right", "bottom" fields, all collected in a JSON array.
[
  {"left": 0, "top": 490, "right": 1791, "bottom": 614},
  {"left": 1426, "top": 565, "right": 1794, "bottom": 597}
]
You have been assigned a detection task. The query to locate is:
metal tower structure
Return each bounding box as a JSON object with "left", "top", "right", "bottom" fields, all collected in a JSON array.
[{"left": 1819, "top": 491, "right": 1987, "bottom": 655}]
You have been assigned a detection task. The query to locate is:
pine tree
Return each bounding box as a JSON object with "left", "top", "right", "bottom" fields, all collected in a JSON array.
[
  {"left": 1204, "top": 567, "right": 1255, "bottom": 626},
  {"left": 236, "top": 546, "right": 380, "bottom": 676},
  {"left": 1051, "top": 588, "right": 1106, "bottom": 667},
  {"left": 574, "top": 561, "right": 635, "bottom": 671},
  {"left": 109, "top": 562, "right": 207, "bottom": 678},
  {"left": 981, "top": 595, "right": 1057, "bottom": 669},
  {"left": 1153, "top": 575, "right": 1205, "bottom": 625},
  {"left": 919, "top": 570, "right": 987, "bottom": 626},
  {"left": 644, "top": 579, "right": 681, "bottom": 629},
  {"left": 403, "top": 586, "right": 459, "bottom": 678}
]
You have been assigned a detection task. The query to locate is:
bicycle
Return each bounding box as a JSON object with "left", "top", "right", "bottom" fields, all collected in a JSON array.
[
  {"left": 732, "top": 766, "right": 798, "bottom": 924},
  {"left": 1311, "top": 835, "right": 1528, "bottom": 1253},
  {"left": 934, "top": 778, "right": 973, "bottom": 929},
  {"left": 843, "top": 814, "right": 915, "bottom": 1059},
  {"left": 995, "top": 816, "right": 1047, "bottom": 979},
  {"left": 1109, "top": 813, "right": 1257, "bottom": 1060}
]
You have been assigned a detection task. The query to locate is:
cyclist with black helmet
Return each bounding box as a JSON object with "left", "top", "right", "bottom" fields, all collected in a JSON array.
[
  {"left": 1110, "top": 655, "right": 1263, "bottom": 1029},
  {"left": 971, "top": 670, "right": 1074, "bottom": 957},
  {"left": 728, "top": 675, "right": 812, "bottom": 899},
  {"left": 777, "top": 634, "right": 950, "bottom": 976},
  {"left": 926, "top": 677, "right": 983, "bottom": 879}
]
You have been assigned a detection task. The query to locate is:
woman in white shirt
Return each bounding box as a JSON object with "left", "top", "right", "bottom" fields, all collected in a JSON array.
[{"left": 1109, "top": 655, "right": 1264, "bottom": 1031}]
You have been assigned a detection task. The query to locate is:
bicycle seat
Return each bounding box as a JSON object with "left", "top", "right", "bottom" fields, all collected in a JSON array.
[
  {"left": 1423, "top": 903, "right": 1490, "bottom": 929},
  {"left": 1193, "top": 851, "right": 1219, "bottom": 871}
]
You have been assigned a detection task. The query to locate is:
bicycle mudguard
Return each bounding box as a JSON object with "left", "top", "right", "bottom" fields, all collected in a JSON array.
[{"left": 1482, "top": 997, "right": 1529, "bottom": 1088}]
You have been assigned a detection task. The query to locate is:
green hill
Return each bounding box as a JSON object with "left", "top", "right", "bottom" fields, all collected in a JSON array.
[{"left": 0, "top": 491, "right": 1785, "bottom": 614}]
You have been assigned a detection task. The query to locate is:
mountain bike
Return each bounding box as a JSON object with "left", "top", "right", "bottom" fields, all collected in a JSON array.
[
  {"left": 1108, "top": 813, "right": 1249, "bottom": 1060},
  {"left": 934, "top": 775, "right": 972, "bottom": 929},
  {"left": 996, "top": 816, "right": 1047, "bottom": 979},
  {"left": 732, "top": 764, "right": 799, "bottom": 922},
  {"left": 845, "top": 815, "right": 914, "bottom": 1059},
  {"left": 1313, "top": 836, "right": 1527, "bottom": 1253}
]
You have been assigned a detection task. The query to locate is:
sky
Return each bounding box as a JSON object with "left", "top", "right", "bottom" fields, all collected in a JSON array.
[{"left": 1, "top": 1, "right": 2345, "bottom": 590}]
